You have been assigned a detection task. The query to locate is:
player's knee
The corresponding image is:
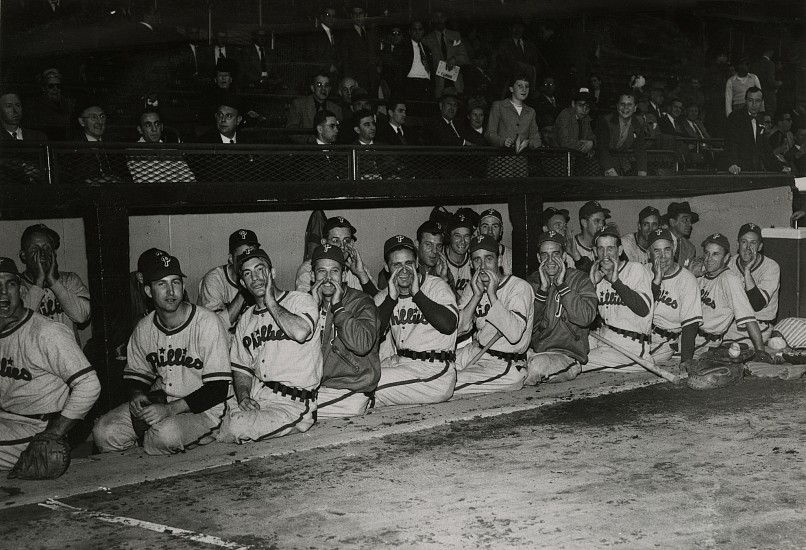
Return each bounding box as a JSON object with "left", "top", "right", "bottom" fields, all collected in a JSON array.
[
  {"left": 143, "top": 417, "right": 185, "bottom": 455},
  {"left": 93, "top": 414, "right": 135, "bottom": 453}
]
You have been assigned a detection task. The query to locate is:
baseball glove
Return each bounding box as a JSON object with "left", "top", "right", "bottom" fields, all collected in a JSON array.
[
  {"left": 782, "top": 349, "right": 806, "bottom": 366},
  {"left": 686, "top": 356, "right": 745, "bottom": 390},
  {"left": 7, "top": 432, "right": 71, "bottom": 480},
  {"left": 708, "top": 343, "right": 755, "bottom": 364}
]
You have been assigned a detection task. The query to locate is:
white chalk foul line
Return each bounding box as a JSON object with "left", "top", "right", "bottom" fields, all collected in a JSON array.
[{"left": 38, "top": 498, "right": 250, "bottom": 550}]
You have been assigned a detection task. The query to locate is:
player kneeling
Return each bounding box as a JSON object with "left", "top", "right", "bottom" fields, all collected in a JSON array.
[
  {"left": 93, "top": 254, "right": 231, "bottom": 455},
  {"left": 218, "top": 249, "right": 322, "bottom": 443},
  {"left": 454, "top": 235, "right": 534, "bottom": 395},
  {"left": 311, "top": 245, "right": 381, "bottom": 418}
]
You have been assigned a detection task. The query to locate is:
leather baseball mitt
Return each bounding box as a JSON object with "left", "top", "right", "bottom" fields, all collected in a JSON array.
[
  {"left": 7, "top": 432, "right": 71, "bottom": 480},
  {"left": 782, "top": 349, "right": 806, "bottom": 366},
  {"left": 686, "top": 356, "right": 745, "bottom": 391}
]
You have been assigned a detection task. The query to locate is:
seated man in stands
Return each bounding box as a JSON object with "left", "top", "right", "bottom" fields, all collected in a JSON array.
[
  {"left": 525, "top": 231, "right": 598, "bottom": 384},
  {"left": 454, "top": 235, "right": 533, "bottom": 395},
  {"left": 338, "top": 88, "right": 373, "bottom": 144},
  {"left": 72, "top": 99, "right": 130, "bottom": 183},
  {"left": 376, "top": 100, "right": 416, "bottom": 145},
  {"left": 127, "top": 107, "right": 195, "bottom": 183},
  {"left": 198, "top": 96, "right": 255, "bottom": 144},
  {"left": 23, "top": 68, "right": 75, "bottom": 140},
  {"left": 286, "top": 73, "right": 343, "bottom": 145},
  {"left": 724, "top": 87, "right": 788, "bottom": 175},
  {"left": 533, "top": 76, "right": 562, "bottom": 129},
  {"left": 93, "top": 253, "right": 231, "bottom": 455},
  {"left": 679, "top": 103, "right": 712, "bottom": 167},
  {"left": 621, "top": 206, "right": 662, "bottom": 265},
  {"left": 462, "top": 99, "right": 488, "bottom": 146},
  {"left": 554, "top": 87, "right": 595, "bottom": 156},
  {"left": 424, "top": 92, "right": 471, "bottom": 146},
  {"left": 477, "top": 208, "right": 512, "bottom": 275},
  {"left": 595, "top": 93, "right": 647, "bottom": 177},
  {"left": 310, "top": 245, "right": 381, "bottom": 418},
  {"left": 1, "top": 91, "right": 48, "bottom": 141},
  {"left": 336, "top": 77, "right": 359, "bottom": 114},
  {"left": 658, "top": 97, "right": 686, "bottom": 137},
  {"left": 18, "top": 224, "right": 90, "bottom": 343},
  {"left": 0, "top": 258, "right": 100, "bottom": 474}
]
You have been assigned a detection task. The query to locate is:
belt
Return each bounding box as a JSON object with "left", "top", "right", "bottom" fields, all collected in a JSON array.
[
  {"left": 397, "top": 349, "right": 456, "bottom": 362},
  {"left": 652, "top": 326, "right": 680, "bottom": 341},
  {"left": 486, "top": 349, "right": 527, "bottom": 362},
  {"left": 262, "top": 380, "right": 318, "bottom": 402},
  {"left": 0, "top": 408, "right": 59, "bottom": 422},
  {"left": 606, "top": 324, "right": 649, "bottom": 343},
  {"left": 697, "top": 329, "right": 723, "bottom": 342}
]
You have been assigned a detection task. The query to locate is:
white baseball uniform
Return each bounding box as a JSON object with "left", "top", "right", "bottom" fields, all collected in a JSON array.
[
  {"left": 584, "top": 261, "right": 654, "bottom": 372},
  {"left": 373, "top": 275, "right": 458, "bottom": 406},
  {"left": 1, "top": 310, "right": 100, "bottom": 469},
  {"left": 646, "top": 265, "right": 703, "bottom": 363},
  {"left": 447, "top": 254, "right": 472, "bottom": 300},
  {"left": 20, "top": 272, "right": 90, "bottom": 342},
  {"left": 499, "top": 243, "right": 513, "bottom": 276},
  {"left": 455, "top": 275, "right": 534, "bottom": 395},
  {"left": 724, "top": 254, "right": 780, "bottom": 344},
  {"left": 696, "top": 267, "right": 757, "bottom": 357},
  {"left": 621, "top": 233, "right": 649, "bottom": 265},
  {"left": 197, "top": 264, "right": 244, "bottom": 333},
  {"left": 574, "top": 235, "right": 596, "bottom": 262},
  {"left": 219, "top": 291, "right": 322, "bottom": 443},
  {"left": 93, "top": 304, "right": 232, "bottom": 455}
]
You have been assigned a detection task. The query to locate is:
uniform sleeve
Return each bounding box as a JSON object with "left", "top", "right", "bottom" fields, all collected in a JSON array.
[
  {"left": 754, "top": 258, "right": 780, "bottom": 313},
  {"left": 284, "top": 292, "right": 319, "bottom": 339},
  {"left": 124, "top": 320, "right": 158, "bottom": 387},
  {"left": 21, "top": 282, "right": 46, "bottom": 313},
  {"left": 52, "top": 272, "right": 91, "bottom": 324},
  {"left": 332, "top": 293, "right": 380, "bottom": 357},
  {"left": 483, "top": 279, "right": 532, "bottom": 344},
  {"left": 229, "top": 312, "right": 255, "bottom": 377},
  {"left": 294, "top": 259, "right": 314, "bottom": 293},
  {"left": 42, "top": 322, "right": 99, "bottom": 419},
  {"left": 725, "top": 273, "right": 756, "bottom": 327},
  {"left": 414, "top": 278, "right": 458, "bottom": 335},
  {"left": 197, "top": 268, "right": 226, "bottom": 313},
  {"left": 197, "top": 310, "right": 233, "bottom": 384}
]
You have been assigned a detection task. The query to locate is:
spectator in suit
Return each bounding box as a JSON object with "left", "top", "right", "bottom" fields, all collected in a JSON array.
[
  {"left": 422, "top": 10, "right": 470, "bottom": 99},
  {"left": 595, "top": 93, "right": 647, "bottom": 176},
  {"left": 554, "top": 87, "right": 595, "bottom": 155},
  {"left": 23, "top": 68, "right": 74, "bottom": 141},
  {"left": 127, "top": 108, "right": 195, "bottom": 183},
  {"left": 201, "top": 29, "right": 236, "bottom": 76},
  {"left": 786, "top": 128, "right": 806, "bottom": 177},
  {"left": 703, "top": 50, "right": 732, "bottom": 137},
  {"left": 680, "top": 103, "right": 713, "bottom": 168},
  {"left": 200, "top": 58, "right": 239, "bottom": 123},
  {"left": 462, "top": 98, "right": 488, "bottom": 146},
  {"left": 305, "top": 6, "right": 341, "bottom": 85},
  {"left": 286, "top": 73, "right": 343, "bottom": 145},
  {"left": 375, "top": 100, "right": 415, "bottom": 145},
  {"left": 338, "top": 88, "right": 373, "bottom": 144},
  {"left": 646, "top": 85, "right": 665, "bottom": 123},
  {"left": 658, "top": 98, "right": 686, "bottom": 137},
  {"left": 495, "top": 21, "right": 540, "bottom": 93},
  {"left": 171, "top": 26, "right": 206, "bottom": 87},
  {"left": 336, "top": 77, "right": 359, "bottom": 113},
  {"left": 351, "top": 109, "right": 378, "bottom": 145},
  {"left": 0, "top": 91, "right": 48, "bottom": 141},
  {"left": 240, "top": 27, "right": 281, "bottom": 91},
  {"left": 726, "top": 56, "right": 761, "bottom": 117},
  {"left": 768, "top": 110, "right": 795, "bottom": 158},
  {"left": 392, "top": 20, "right": 433, "bottom": 106},
  {"left": 198, "top": 97, "right": 256, "bottom": 144},
  {"left": 724, "top": 87, "right": 788, "bottom": 174},
  {"left": 424, "top": 92, "right": 472, "bottom": 146},
  {"left": 752, "top": 49, "right": 781, "bottom": 119},
  {"left": 339, "top": 5, "right": 381, "bottom": 97},
  {"left": 589, "top": 75, "right": 609, "bottom": 115},
  {"left": 533, "top": 76, "right": 561, "bottom": 129},
  {"left": 70, "top": 99, "right": 130, "bottom": 183}
]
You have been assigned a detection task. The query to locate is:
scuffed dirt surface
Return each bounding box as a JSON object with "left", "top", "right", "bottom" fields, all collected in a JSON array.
[{"left": 1, "top": 377, "right": 804, "bottom": 549}]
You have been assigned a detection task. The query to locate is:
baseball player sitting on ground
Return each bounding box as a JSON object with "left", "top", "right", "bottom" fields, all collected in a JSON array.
[
  {"left": 445, "top": 213, "right": 474, "bottom": 305},
  {"left": 723, "top": 223, "right": 780, "bottom": 346},
  {"left": 454, "top": 235, "right": 534, "bottom": 395},
  {"left": 477, "top": 208, "right": 513, "bottom": 276},
  {"left": 295, "top": 216, "right": 378, "bottom": 296},
  {"left": 694, "top": 233, "right": 772, "bottom": 361},
  {"left": 18, "top": 224, "right": 90, "bottom": 343},
  {"left": 583, "top": 225, "right": 655, "bottom": 373},
  {"left": 93, "top": 253, "right": 231, "bottom": 455},
  {"left": 219, "top": 248, "right": 322, "bottom": 443},
  {"left": 372, "top": 235, "right": 458, "bottom": 407},
  {"left": 198, "top": 229, "right": 260, "bottom": 334},
  {"left": 311, "top": 244, "right": 381, "bottom": 418},
  {"left": 645, "top": 228, "right": 702, "bottom": 372},
  {"left": 525, "top": 231, "right": 598, "bottom": 384},
  {"left": 565, "top": 201, "right": 610, "bottom": 273},
  {"left": 0, "top": 257, "right": 100, "bottom": 472},
  {"left": 378, "top": 220, "right": 454, "bottom": 290},
  {"left": 621, "top": 206, "right": 662, "bottom": 265}
]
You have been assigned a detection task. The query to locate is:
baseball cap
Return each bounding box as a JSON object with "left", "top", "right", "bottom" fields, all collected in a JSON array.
[
  {"left": 666, "top": 201, "right": 699, "bottom": 223},
  {"left": 543, "top": 207, "right": 570, "bottom": 222},
  {"left": 322, "top": 216, "right": 357, "bottom": 240},
  {"left": 639, "top": 206, "right": 662, "bottom": 222},
  {"left": 479, "top": 208, "right": 503, "bottom": 224},
  {"left": 311, "top": 244, "right": 346, "bottom": 265},
  {"left": 579, "top": 201, "right": 611, "bottom": 220},
  {"left": 383, "top": 235, "right": 417, "bottom": 258},
  {"left": 702, "top": 233, "right": 730, "bottom": 253},
  {"left": 572, "top": 87, "right": 594, "bottom": 102},
  {"left": 137, "top": 248, "right": 168, "bottom": 273},
  {"left": 229, "top": 229, "right": 260, "bottom": 253},
  {"left": 647, "top": 228, "right": 674, "bottom": 247},
  {"left": 140, "top": 253, "right": 186, "bottom": 284},
  {"left": 447, "top": 213, "right": 475, "bottom": 233},
  {"left": 538, "top": 231, "right": 566, "bottom": 247},
  {"left": 0, "top": 257, "right": 20, "bottom": 277},
  {"left": 468, "top": 234, "right": 498, "bottom": 255},
  {"left": 236, "top": 247, "right": 272, "bottom": 272},
  {"left": 417, "top": 220, "right": 444, "bottom": 239},
  {"left": 594, "top": 224, "right": 621, "bottom": 243},
  {"left": 737, "top": 222, "right": 762, "bottom": 241},
  {"left": 21, "top": 223, "right": 61, "bottom": 250}
]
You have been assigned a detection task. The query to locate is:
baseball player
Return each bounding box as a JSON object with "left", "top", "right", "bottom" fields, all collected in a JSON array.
[
  {"left": 197, "top": 229, "right": 259, "bottom": 333},
  {"left": 645, "top": 228, "right": 702, "bottom": 370},
  {"left": 18, "top": 224, "right": 90, "bottom": 342},
  {"left": 372, "top": 235, "right": 458, "bottom": 406},
  {"left": 621, "top": 206, "right": 662, "bottom": 265},
  {"left": 583, "top": 225, "right": 655, "bottom": 372},
  {"left": 378, "top": 220, "right": 454, "bottom": 290},
  {"left": 445, "top": 213, "right": 474, "bottom": 305},
  {"left": 695, "top": 233, "right": 771, "bottom": 360},
  {"left": 454, "top": 235, "right": 533, "bottom": 395},
  {"left": 724, "top": 223, "right": 780, "bottom": 345},
  {"left": 218, "top": 248, "right": 322, "bottom": 443},
  {"left": 565, "top": 201, "right": 611, "bottom": 273},
  {"left": 0, "top": 258, "right": 100, "bottom": 471},
  {"left": 525, "top": 231, "right": 599, "bottom": 384},
  {"left": 311, "top": 245, "right": 381, "bottom": 418},
  {"left": 93, "top": 253, "right": 231, "bottom": 455},
  {"left": 477, "top": 208, "right": 513, "bottom": 276},
  {"left": 295, "top": 216, "right": 378, "bottom": 296}
]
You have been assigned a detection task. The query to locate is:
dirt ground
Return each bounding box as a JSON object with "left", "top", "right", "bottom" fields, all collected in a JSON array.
[{"left": 1, "top": 376, "right": 804, "bottom": 549}]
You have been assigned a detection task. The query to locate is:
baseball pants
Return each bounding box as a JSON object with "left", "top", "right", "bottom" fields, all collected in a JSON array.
[
  {"left": 217, "top": 387, "right": 316, "bottom": 444},
  {"left": 0, "top": 412, "right": 47, "bottom": 470},
  {"left": 317, "top": 387, "right": 371, "bottom": 419},
  {"left": 373, "top": 357, "right": 456, "bottom": 407},
  {"left": 649, "top": 337, "right": 678, "bottom": 364},
  {"left": 93, "top": 404, "right": 222, "bottom": 455},
  {"left": 692, "top": 334, "right": 723, "bottom": 360},
  {"left": 723, "top": 320, "right": 773, "bottom": 347},
  {"left": 454, "top": 345, "right": 526, "bottom": 396},
  {"left": 583, "top": 327, "right": 653, "bottom": 373},
  {"left": 525, "top": 351, "right": 581, "bottom": 385}
]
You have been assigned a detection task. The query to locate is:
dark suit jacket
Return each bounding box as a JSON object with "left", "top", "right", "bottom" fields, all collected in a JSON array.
[
  {"left": 375, "top": 120, "right": 417, "bottom": 146},
  {"left": 658, "top": 113, "right": 686, "bottom": 137},
  {"left": 339, "top": 25, "right": 380, "bottom": 93},
  {"left": 286, "top": 96, "right": 343, "bottom": 145},
  {"left": 723, "top": 110, "right": 783, "bottom": 172},
  {"left": 533, "top": 94, "right": 561, "bottom": 128},
  {"left": 304, "top": 26, "right": 341, "bottom": 78},
  {"left": 496, "top": 37, "right": 540, "bottom": 84},
  {"left": 595, "top": 113, "right": 647, "bottom": 174},
  {"left": 422, "top": 28, "right": 469, "bottom": 97},
  {"left": 0, "top": 128, "right": 49, "bottom": 141},
  {"left": 195, "top": 129, "right": 260, "bottom": 144},
  {"left": 423, "top": 116, "right": 465, "bottom": 146},
  {"left": 390, "top": 39, "right": 433, "bottom": 97},
  {"left": 461, "top": 124, "right": 488, "bottom": 146},
  {"left": 239, "top": 43, "right": 278, "bottom": 87},
  {"left": 680, "top": 119, "right": 710, "bottom": 140}
]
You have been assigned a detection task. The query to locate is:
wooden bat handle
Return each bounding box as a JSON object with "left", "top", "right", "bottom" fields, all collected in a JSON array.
[
  {"left": 465, "top": 329, "right": 504, "bottom": 369},
  {"left": 590, "top": 332, "right": 680, "bottom": 384}
]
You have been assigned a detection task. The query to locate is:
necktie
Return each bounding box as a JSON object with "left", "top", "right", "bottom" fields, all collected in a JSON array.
[
  {"left": 9, "top": 131, "right": 18, "bottom": 140},
  {"left": 259, "top": 46, "right": 267, "bottom": 72},
  {"left": 218, "top": 47, "right": 225, "bottom": 59},
  {"left": 397, "top": 126, "right": 407, "bottom": 145},
  {"left": 519, "top": 39, "right": 524, "bottom": 54},
  {"left": 449, "top": 121, "right": 459, "bottom": 139},
  {"left": 360, "top": 27, "right": 366, "bottom": 42},
  {"left": 440, "top": 32, "right": 447, "bottom": 59},
  {"left": 229, "top": 138, "right": 235, "bottom": 144},
  {"left": 419, "top": 44, "right": 429, "bottom": 73}
]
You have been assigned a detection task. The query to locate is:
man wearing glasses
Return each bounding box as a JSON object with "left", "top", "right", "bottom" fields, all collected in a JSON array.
[
  {"left": 71, "top": 99, "right": 129, "bottom": 183},
  {"left": 24, "top": 68, "right": 75, "bottom": 140},
  {"left": 199, "top": 97, "right": 257, "bottom": 144},
  {"left": 554, "top": 87, "right": 595, "bottom": 155},
  {"left": 287, "top": 73, "right": 343, "bottom": 144}
]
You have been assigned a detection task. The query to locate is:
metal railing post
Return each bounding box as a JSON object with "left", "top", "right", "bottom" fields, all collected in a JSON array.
[{"left": 351, "top": 148, "right": 357, "bottom": 180}]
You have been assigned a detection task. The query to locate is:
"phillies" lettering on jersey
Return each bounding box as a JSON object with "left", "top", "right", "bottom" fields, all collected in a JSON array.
[
  {"left": 598, "top": 289, "right": 625, "bottom": 306},
  {"left": 38, "top": 295, "right": 64, "bottom": 317},
  {"left": 145, "top": 346, "right": 203, "bottom": 370},
  {"left": 391, "top": 307, "right": 430, "bottom": 327},
  {"left": 243, "top": 323, "right": 291, "bottom": 353},
  {"left": 0, "top": 357, "right": 33, "bottom": 381},
  {"left": 655, "top": 289, "right": 679, "bottom": 309},
  {"left": 700, "top": 289, "right": 716, "bottom": 309}
]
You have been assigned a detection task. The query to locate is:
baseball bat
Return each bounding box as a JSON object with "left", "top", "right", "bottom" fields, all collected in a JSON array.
[
  {"left": 590, "top": 332, "right": 681, "bottom": 384},
  {"left": 465, "top": 329, "right": 504, "bottom": 369}
]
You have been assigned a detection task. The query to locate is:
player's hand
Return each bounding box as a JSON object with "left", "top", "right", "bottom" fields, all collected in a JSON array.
[
  {"left": 590, "top": 260, "right": 604, "bottom": 284},
  {"left": 388, "top": 266, "right": 404, "bottom": 301},
  {"left": 504, "top": 137, "right": 514, "bottom": 148},
  {"left": 679, "top": 359, "right": 695, "bottom": 375},
  {"left": 652, "top": 255, "right": 664, "bottom": 284},
  {"left": 239, "top": 397, "right": 261, "bottom": 411},
  {"left": 140, "top": 403, "right": 172, "bottom": 425},
  {"left": 44, "top": 250, "right": 59, "bottom": 287},
  {"left": 128, "top": 393, "right": 150, "bottom": 419},
  {"left": 435, "top": 250, "right": 449, "bottom": 279},
  {"left": 409, "top": 265, "right": 420, "bottom": 295},
  {"left": 264, "top": 267, "right": 277, "bottom": 305},
  {"left": 484, "top": 268, "right": 500, "bottom": 299},
  {"left": 344, "top": 242, "right": 364, "bottom": 276},
  {"left": 32, "top": 249, "right": 47, "bottom": 287},
  {"left": 601, "top": 258, "right": 618, "bottom": 283},
  {"left": 537, "top": 261, "right": 550, "bottom": 291},
  {"left": 471, "top": 269, "right": 485, "bottom": 297},
  {"left": 331, "top": 276, "right": 344, "bottom": 303},
  {"left": 310, "top": 277, "right": 325, "bottom": 308},
  {"left": 728, "top": 164, "right": 741, "bottom": 175},
  {"left": 689, "top": 256, "right": 705, "bottom": 277},
  {"left": 555, "top": 257, "right": 567, "bottom": 286}
]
